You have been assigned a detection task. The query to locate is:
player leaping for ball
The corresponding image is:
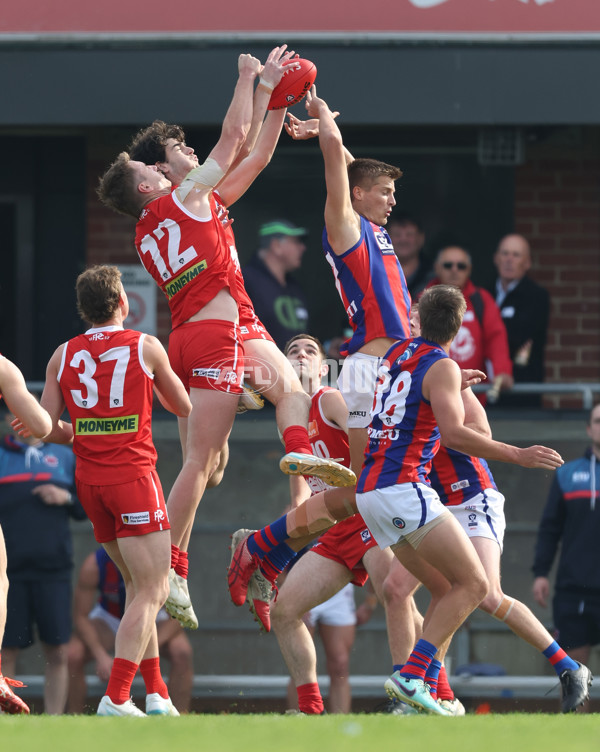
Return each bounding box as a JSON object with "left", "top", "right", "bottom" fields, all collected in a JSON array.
[
  {"left": 98, "top": 52, "right": 355, "bottom": 632},
  {"left": 227, "top": 85, "right": 485, "bottom": 619}
]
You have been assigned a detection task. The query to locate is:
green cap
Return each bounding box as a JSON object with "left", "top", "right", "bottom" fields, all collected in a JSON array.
[{"left": 258, "top": 220, "right": 307, "bottom": 238}]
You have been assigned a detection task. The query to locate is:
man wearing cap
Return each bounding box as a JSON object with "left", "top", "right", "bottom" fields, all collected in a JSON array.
[{"left": 242, "top": 220, "right": 310, "bottom": 350}]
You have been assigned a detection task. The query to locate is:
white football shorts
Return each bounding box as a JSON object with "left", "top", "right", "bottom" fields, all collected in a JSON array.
[
  {"left": 446, "top": 488, "right": 506, "bottom": 551},
  {"left": 337, "top": 352, "right": 382, "bottom": 429},
  {"left": 356, "top": 481, "right": 448, "bottom": 549}
]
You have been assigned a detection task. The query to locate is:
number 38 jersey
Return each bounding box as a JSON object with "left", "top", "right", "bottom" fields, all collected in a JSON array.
[
  {"left": 357, "top": 337, "right": 447, "bottom": 493},
  {"left": 135, "top": 191, "right": 237, "bottom": 330},
  {"left": 58, "top": 326, "right": 157, "bottom": 485}
]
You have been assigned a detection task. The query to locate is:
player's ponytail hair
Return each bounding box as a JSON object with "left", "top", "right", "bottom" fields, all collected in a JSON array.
[{"left": 419, "top": 285, "right": 466, "bottom": 345}]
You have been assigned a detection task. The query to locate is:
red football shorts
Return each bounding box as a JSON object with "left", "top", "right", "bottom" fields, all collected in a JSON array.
[
  {"left": 76, "top": 469, "right": 169, "bottom": 543},
  {"left": 311, "top": 513, "right": 377, "bottom": 587},
  {"left": 238, "top": 304, "right": 275, "bottom": 344},
  {"left": 169, "top": 318, "right": 244, "bottom": 393}
]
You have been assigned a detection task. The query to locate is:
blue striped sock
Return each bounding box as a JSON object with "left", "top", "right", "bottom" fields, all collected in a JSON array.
[
  {"left": 401, "top": 639, "right": 437, "bottom": 681},
  {"left": 542, "top": 641, "right": 578, "bottom": 675},
  {"left": 425, "top": 659, "right": 442, "bottom": 699},
  {"left": 247, "top": 515, "right": 288, "bottom": 558}
]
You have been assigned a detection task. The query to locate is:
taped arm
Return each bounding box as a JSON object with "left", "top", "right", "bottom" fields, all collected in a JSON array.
[{"left": 176, "top": 158, "right": 226, "bottom": 201}]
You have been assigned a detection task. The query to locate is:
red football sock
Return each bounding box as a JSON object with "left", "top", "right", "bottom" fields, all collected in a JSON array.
[
  {"left": 297, "top": 682, "right": 325, "bottom": 714},
  {"left": 170, "top": 544, "right": 180, "bottom": 571},
  {"left": 140, "top": 657, "right": 169, "bottom": 699},
  {"left": 175, "top": 550, "right": 188, "bottom": 579},
  {"left": 437, "top": 665, "right": 455, "bottom": 701},
  {"left": 106, "top": 658, "right": 138, "bottom": 704},
  {"left": 282, "top": 425, "right": 312, "bottom": 456}
]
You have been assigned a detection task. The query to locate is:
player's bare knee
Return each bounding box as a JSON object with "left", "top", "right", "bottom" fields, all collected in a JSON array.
[
  {"left": 488, "top": 594, "right": 516, "bottom": 621},
  {"left": 67, "top": 637, "right": 86, "bottom": 668},
  {"left": 382, "top": 570, "right": 416, "bottom": 607},
  {"left": 168, "top": 639, "right": 193, "bottom": 668},
  {"left": 326, "top": 655, "right": 350, "bottom": 677},
  {"left": 472, "top": 572, "right": 489, "bottom": 606},
  {"left": 287, "top": 496, "right": 337, "bottom": 538},
  {"left": 271, "top": 596, "right": 304, "bottom": 631}
]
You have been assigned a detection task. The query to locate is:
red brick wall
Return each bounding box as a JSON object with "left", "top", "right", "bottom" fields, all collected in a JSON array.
[
  {"left": 514, "top": 129, "right": 600, "bottom": 408},
  {"left": 86, "top": 131, "right": 600, "bottom": 408}
]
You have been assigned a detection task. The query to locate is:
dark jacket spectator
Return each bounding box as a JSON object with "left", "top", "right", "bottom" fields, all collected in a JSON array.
[
  {"left": 489, "top": 234, "right": 550, "bottom": 407},
  {"left": 243, "top": 219, "right": 309, "bottom": 350}
]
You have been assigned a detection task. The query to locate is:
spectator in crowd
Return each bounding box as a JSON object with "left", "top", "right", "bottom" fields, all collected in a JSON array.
[
  {"left": 242, "top": 220, "right": 310, "bottom": 350},
  {"left": 532, "top": 403, "right": 600, "bottom": 710},
  {"left": 428, "top": 245, "right": 513, "bottom": 402},
  {"left": 489, "top": 233, "right": 550, "bottom": 407},
  {"left": 0, "top": 411, "right": 87, "bottom": 714},
  {"left": 387, "top": 213, "right": 433, "bottom": 298},
  {"left": 67, "top": 548, "right": 193, "bottom": 714}
]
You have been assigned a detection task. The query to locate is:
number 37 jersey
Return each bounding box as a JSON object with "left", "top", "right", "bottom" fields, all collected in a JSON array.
[
  {"left": 58, "top": 326, "right": 157, "bottom": 485},
  {"left": 357, "top": 337, "right": 447, "bottom": 493}
]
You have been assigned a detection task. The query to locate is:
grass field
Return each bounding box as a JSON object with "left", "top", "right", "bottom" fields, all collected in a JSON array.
[{"left": 1, "top": 713, "right": 599, "bottom": 752}]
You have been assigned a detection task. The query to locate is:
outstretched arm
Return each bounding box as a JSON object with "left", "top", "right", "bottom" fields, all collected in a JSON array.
[
  {"left": 226, "top": 45, "right": 295, "bottom": 174},
  {"left": 0, "top": 356, "right": 51, "bottom": 439},
  {"left": 142, "top": 335, "right": 192, "bottom": 417},
  {"left": 176, "top": 54, "right": 261, "bottom": 215},
  {"left": 216, "top": 108, "right": 287, "bottom": 207},
  {"left": 303, "top": 87, "right": 361, "bottom": 255},
  {"left": 425, "top": 358, "right": 563, "bottom": 469},
  {"left": 35, "top": 346, "right": 75, "bottom": 444},
  {"left": 461, "top": 386, "right": 491, "bottom": 438},
  {"left": 285, "top": 111, "right": 354, "bottom": 166}
]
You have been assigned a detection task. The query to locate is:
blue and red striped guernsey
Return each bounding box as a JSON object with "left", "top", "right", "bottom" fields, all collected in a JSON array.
[
  {"left": 429, "top": 448, "right": 497, "bottom": 506},
  {"left": 322, "top": 216, "right": 411, "bottom": 355},
  {"left": 357, "top": 337, "right": 447, "bottom": 493}
]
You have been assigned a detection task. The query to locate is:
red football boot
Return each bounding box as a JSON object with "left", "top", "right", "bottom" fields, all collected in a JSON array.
[
  {"left": 0, "top": 675, "right": 30, "bottom": 715},
  {"left": 228, "top": 529, "right": 260, "bottom": 606}
]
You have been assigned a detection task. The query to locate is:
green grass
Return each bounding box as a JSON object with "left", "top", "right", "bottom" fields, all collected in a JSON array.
[{"left": 2, "top": 713, "right": 600, "bottom": 752}]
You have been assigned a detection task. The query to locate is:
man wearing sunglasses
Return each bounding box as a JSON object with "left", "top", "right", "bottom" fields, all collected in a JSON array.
[{"left": 428, "top": 246, "right": 513, "bottom": 404}]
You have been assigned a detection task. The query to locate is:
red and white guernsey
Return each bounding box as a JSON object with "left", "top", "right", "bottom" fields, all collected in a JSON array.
[
  {"left": 212, "top": 192, "right": 271, "bottom": 340},
  {"left": 58, "top": 327, "right": 157, "bottom": 485},
  {"left": 135, "top": 191, "right": 237, "bottom": 329},
  {"left": 305, "top": 386, "right": 352, "bottom": 494}
]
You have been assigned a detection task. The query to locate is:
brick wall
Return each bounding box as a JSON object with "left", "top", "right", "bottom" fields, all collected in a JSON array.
[
  {"left": 86, "top": 129, "right": 600, "bottom": 408},
  {"left": 514, "top": 129, "right": 600, "bottom": 408}
]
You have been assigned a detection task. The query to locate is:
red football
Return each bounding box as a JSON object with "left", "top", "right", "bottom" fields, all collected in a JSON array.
[{"left": 268, "top": 58, "right": 317, "bottom": 111}]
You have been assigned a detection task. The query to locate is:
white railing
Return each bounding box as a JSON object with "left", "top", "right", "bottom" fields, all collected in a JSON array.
[
  {"left": 473, "top": 382, "right": 600, "bottom": 410},
  {"left": 25, "top": 381, "right": 600, "bottom": 411}
]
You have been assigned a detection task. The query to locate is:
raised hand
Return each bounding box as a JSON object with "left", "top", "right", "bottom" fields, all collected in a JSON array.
[
  {"left": 260, "top": 44, "right": 297, "bottom": 89},
  {"left": 284, "top": 110, "right": 340, "bottom": 141},
  {"left": 238, "top": 53, "right": 262, "bottom": 78}
]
